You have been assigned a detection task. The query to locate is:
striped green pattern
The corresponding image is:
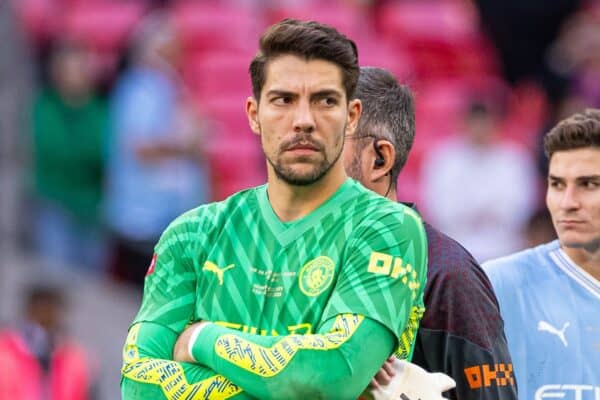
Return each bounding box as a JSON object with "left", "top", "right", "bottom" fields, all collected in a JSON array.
[{"left": 135, "top": 178, "right": 427, "bottom": 356}]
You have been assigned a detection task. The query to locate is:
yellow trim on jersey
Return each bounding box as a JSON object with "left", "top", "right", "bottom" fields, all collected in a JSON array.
[
  {"left": 122, "top": 358, "right": 242, "bottom": 400},
  {"left": 214, "top": 314, "right": 364, "bottom": 377},
  {"left": 395, "top": 305, "right": 425, "bottom": 359},
  {"left": 122, "top": 323, "right": 241, "bottom": 399}
]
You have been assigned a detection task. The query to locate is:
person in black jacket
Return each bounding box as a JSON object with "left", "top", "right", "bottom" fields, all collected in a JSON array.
[{"left": 345, "top": 66, "right": 518, "bottom": 400}]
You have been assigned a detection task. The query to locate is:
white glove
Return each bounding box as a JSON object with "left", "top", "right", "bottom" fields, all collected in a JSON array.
[{"left": 365, "top": 359, "right": 456, "bottom": 400}]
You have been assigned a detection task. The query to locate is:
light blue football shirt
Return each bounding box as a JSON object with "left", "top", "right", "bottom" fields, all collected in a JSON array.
[{"left": 484, "top": 240, "right": 600, "bottom": 400}]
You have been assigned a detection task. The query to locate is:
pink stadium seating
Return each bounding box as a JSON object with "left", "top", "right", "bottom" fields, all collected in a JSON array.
[
  {"left": 181, "top": 51, "right": 252, "bottom": 101},
  {"left": 194, "top": 94, "right": 253, "bottom": 140},
  {"left": 356, "top": 36, "right": 416, "bottom": 83},
  {"left": 205, "top": 134, "right": 264, "bottom": 201},
  {"left": 265, "top": 3, "right": 362, "bottom": 38},
  {"left": 60, "top": 1, "right": 146, "bottom": 52},
  {"left": 502, "top": 83, "right": 548, "bottom": 149},
  {"left": 12, "top": 0, "right": 59, "bottom": 42},
  {"left": 379, "top": 1, "right": 480, "bottom": 45},
  {"left": 54, "top": 1, "right": 146, "bottom": 77},
  {"left": 16, "top": 0, "right": 545, "bottom": 203},
  {"left": 171, "top": 2, "right": 261, "bottom": 54},
  {"left": 188, "top": 90, "right": 263, "bottom": 200},
  {"left": 378, "top": 1, "right": 497, "bottom": 79},
  {"left": 414, "top": 79, "right": 472, "bottom": 141}
]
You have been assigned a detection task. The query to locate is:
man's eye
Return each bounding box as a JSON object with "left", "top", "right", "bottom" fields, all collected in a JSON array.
[
  {"left": 549, "top": 181, "right": 563, "bottom": 189},
  {"left": 318, "top": 97, "right": 337, "bottom": 106},
  {"left": 273, "top": 96, "right": 292, "bottom": 105},
  {"left": 583, "top": 180, "right": 600, "bottom": 189}
]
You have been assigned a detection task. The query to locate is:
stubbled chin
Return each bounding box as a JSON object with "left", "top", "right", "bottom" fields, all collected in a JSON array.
[
  {"left": 278, "top": 159, "right": 319, "bottom": 172},
  {"left": 559, "top": 236, "right": 593, "bottom": 249},
  {"left": 287, "top": 155, "right": 320, "bottom": 163}
]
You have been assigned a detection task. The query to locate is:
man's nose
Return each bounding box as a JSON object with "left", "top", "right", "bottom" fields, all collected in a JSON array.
[
  {"left": 293, "top": 100, "right": 315, "bottom": 134},
  {"left": 560, "top": 185, "right": 581, "bottom": 210}
]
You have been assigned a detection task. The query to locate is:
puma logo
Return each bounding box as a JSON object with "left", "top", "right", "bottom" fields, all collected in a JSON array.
[
  {"left": 203, "top": 261, "right": 235, "bottom": 286},
  {"left": 538, "top": 320, "right": 570, "bottom": 347}
]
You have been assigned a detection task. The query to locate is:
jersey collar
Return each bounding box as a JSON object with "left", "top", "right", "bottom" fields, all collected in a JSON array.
[
  {"left": 256, "top": 178, "right": 357, "bottom": 247},
  {"left": 550, "top": 246, "right": 600, "bottom": 300}
]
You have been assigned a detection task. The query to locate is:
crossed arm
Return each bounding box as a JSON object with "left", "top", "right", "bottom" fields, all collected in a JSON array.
[{"left": 121, "top": 314, "right": 396, "bottom": 400}]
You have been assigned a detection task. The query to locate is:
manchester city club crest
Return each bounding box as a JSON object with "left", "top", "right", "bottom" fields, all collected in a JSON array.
[{"left": 298, "top": 256, "right": 335, "bottom": 296}]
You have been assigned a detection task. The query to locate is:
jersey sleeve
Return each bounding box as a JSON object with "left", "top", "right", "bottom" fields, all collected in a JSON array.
[
  {"left": 133, "top": 210, "right": 205, "bottom": 333},
  {"left": 321, "top": 206, "right": 428, "bottom": 357}
]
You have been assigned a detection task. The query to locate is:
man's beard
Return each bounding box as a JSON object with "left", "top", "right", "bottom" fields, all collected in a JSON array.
[
  {"left": 560, "top": 235, "right": 600, "bottom": 253},
  {"left": 263, "top": 131, "right": 345, "bottom": 186}
]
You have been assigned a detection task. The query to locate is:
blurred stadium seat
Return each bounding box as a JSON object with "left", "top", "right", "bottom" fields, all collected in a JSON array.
[
  {"left": 171, "top": 2, "right": 261, "bottom": 54},
  {"left": 182, "top": 51, "right": 252, "bottom": 101},
  {"left": 60, "top": 1, "right": 146, "bottom": 52},
  {"left": 502, "top": 83, "right": 548, "bottom": 149},
  {"left": 205, "top": 133, "right": 264, "bottom": 201},
  {"left": 57, "top": 1, "right": 147, "bottom": 77},
  {"left": 265, "top": 3, "right": 361, "bottom": 38},
  {"left": 378, "top": 1, "right": 498, "bottom": 80},
  {"left": 195, "top": 94, "right": 251, "bottom": 138},
  {"left": 189, "top": 93, "right": 264, "bottom": 200},
  {"left": 356, "top": 36, "right": 416, "bottom": 84},
  {"left": 12, "top": 0, "right": 59, "bottom": 42},
  {"left": 415, "top": 79, "right": 472, "bottom": 140},
  {"left": 379, "top": 0, "right": 479, "bottom": 44}
]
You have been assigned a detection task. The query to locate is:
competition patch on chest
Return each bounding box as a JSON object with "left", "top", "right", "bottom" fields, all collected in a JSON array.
[
  {"left": 250, "top": 266, "right": 296, "bottom": 298},
  {"left": 298, "top": 256, "right": 335, "bottom": 297}
]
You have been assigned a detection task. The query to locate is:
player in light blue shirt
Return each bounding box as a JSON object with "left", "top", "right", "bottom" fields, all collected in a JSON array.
[{"left": 484, "top": 109, "right": 600, "bottom": 400}]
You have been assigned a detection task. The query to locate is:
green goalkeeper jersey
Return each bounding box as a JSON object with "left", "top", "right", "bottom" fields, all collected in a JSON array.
[{"left": 123, "top": 178, "right": 427, "bottom": 399}]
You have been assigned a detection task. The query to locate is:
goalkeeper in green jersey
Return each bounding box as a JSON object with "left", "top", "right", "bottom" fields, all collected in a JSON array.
[{"left": 122, "top": 19, "right": 429, "bottom": 400}]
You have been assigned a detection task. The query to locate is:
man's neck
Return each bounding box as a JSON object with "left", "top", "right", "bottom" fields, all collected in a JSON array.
[
  {"left": 562, "top": 245, "right": 600, "bottom": 282},
  {"left": 266, "top": 166, "right": 346, "bottom": 222},
  {"left": 387, "top": 188, "right": 398, "bottom": 202}
]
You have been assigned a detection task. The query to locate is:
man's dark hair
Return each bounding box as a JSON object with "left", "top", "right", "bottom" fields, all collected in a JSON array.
[
  {"left": 544, "top": 108, "right": 600, "bottom": 159},
  {"left": 352, "top": 66, "right": 415, "bottom": 189},
  {"left": 249, "top": 19, "right": 359, "bottom": 101}
]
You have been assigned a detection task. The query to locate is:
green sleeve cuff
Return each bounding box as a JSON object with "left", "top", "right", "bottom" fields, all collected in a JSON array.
[{"left": 191, "top": 322, "right": 224, "bottom": 368}]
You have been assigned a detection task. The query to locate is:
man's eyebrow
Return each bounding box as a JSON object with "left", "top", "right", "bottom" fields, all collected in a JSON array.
[
  {"left": 576, "top": 175, "right": 600, "bottom": 181},
  {"left": 265, "top": 89, "right": 296, "bottom": 97},
  {"left": 311, "top": 89, "right": 343, "bottom": 98},
  {"left": 548, "top": 174, "right": 600, "bottom": 181}
]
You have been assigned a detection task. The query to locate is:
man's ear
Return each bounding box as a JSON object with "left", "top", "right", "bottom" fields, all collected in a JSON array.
[
  {"left": 345, "top": 98, "right": 362, "bottom": 136},
  {"left": 369, "top": 139, "right": 395, "bottom": 182},
  {"left": 246, "top": 97, "right": 260, "bottom": 135}
]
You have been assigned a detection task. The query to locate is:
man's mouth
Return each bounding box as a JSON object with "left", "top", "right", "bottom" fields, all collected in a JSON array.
[
  {"left": 558, "top": 219, "right": 586, "bottom": 227},
  {"left": 284, "top": 140, "right": 321, "bottom": 154},
  {"left": 287, "top": 144, "right": 318, "bottom": 151}
]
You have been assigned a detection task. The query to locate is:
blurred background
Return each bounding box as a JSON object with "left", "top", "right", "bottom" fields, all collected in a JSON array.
[{"left": 0, "top": 0, "right": 598, "bottom": 398}]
